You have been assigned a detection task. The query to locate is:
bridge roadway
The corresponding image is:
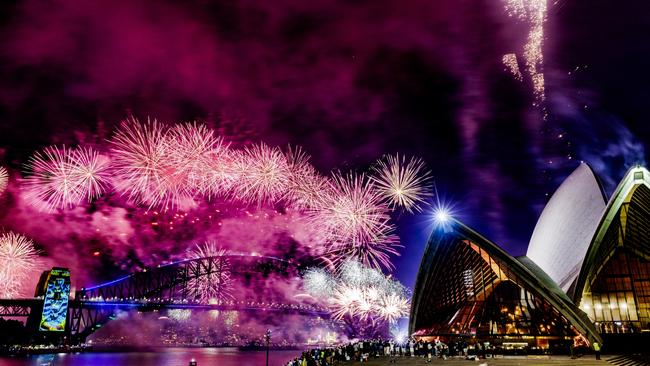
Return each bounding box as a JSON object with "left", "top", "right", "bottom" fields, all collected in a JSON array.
[{"left": 0, "top": 297, "right": 330, "bottom": 317}]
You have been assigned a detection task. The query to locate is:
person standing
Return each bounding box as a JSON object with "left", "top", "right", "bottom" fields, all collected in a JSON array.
[{"left": 593, "top": 342, "right": 601, "bottom": 360}]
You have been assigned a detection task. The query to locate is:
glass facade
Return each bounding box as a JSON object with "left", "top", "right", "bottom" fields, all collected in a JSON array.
[
  {"left": 410, "top": 223, "right": 601, "bottom": 348},
  {"left": 577, "top": 183, "right": 650, "bottom": 333}
]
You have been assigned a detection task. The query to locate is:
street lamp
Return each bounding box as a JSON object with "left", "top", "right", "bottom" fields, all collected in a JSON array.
[{"left": 265, "top": 329, "right": 272, "bottom": 366}]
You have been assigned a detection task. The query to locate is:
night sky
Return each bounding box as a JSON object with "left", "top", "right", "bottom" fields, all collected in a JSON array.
[{"left": 0, "top": 0, "right": 648, "bottom": 289}]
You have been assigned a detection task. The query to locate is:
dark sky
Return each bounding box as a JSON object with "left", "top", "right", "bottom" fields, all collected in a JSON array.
[{"left": 0, "top": 0, "right": 648, "bottom": 288}]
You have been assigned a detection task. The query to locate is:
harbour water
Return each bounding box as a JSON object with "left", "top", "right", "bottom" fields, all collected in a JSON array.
[{"left": 0, "top": 348, "right": 300, "bottom": 366}]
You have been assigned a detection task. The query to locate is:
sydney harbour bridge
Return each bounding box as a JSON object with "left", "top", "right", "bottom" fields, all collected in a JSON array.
[{"left": 0, "top": 253, "right": 329, "bottom": 344}]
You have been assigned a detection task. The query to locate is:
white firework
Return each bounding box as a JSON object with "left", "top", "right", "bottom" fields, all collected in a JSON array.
[
  {"left": 377, "top": 293, "right": 410, "bottom": 323},
  {"left": 168, "top": 309, "right": 192, "bottom": 321},
  {"left": 0, "top": 232, "right": 40, "bottom": 298},
  {"left": 23, "top": 145, "right": 81, "bottom": 211},
  {"left": 305, "top": 261, "right": 410, "bottom": 325},
  {"left": 303, "top": 267, "right": 336, "bottom": 297},
  {"left": 370, "top": 154, "right": 432, "bottom": 213},
  {"left": 69, "top": 146, "right": 112, "bottom": 200}
]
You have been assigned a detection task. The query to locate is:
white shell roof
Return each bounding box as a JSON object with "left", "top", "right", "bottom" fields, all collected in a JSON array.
[{"left": 526, "top": 163, "right": 606, "bottom": 293}]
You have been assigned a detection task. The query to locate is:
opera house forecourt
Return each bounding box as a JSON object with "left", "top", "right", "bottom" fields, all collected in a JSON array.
[{"left": 410, "top": 163, "right": 650, "bottom": 353}]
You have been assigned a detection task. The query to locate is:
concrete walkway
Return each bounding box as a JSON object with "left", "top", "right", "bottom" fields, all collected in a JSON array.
[{"left": 347, "top": 355, "right": 637, "bottom": 366}]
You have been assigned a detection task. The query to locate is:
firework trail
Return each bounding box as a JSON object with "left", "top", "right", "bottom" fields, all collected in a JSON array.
[
  {"left": 0, "top": 166, "right": 8, "bottom": 195},
  {"left": 234, "top": 142, "right": 291, "bottom": 205},
  {"left": 186, "top": 242, "right": 233, "bottom": 304},
  {"left": 110, "top": 118, "right": 194, "bottom": 209},
  {"left": 502, "top": 53, "right": 523, "bottom": 81},
  {"left": 504, "top": 0, "right": 547, "bottom": 102},
  {"left": 370, "top": 154, "right": 433, "bottom": 213},
  {"left": 0, "top": 231, "right": 40, "bottom": 298}
]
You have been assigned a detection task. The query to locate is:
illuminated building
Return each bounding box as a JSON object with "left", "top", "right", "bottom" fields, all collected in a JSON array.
[
  {"left": 409, "top": 219, "right": 602, "bottom": 348},
  {"left": 573, "top": 166, "right": 650, "bottom": 334},
  {"left": 411, "top": 164, "right": 650, "bottom": 350}
]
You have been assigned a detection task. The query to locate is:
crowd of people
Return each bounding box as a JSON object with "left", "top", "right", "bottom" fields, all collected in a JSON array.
[{"left": 285, "top": 338, "right": 483, "bottom": 366}]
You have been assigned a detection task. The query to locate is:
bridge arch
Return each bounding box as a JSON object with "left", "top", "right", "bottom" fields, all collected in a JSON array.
[{"left": 68, "top": 253, "right": 326, "bottom": 342}]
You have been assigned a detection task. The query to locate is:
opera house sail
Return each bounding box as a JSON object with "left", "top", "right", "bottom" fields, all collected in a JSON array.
[
  {"left": 573, "top": 166, "right": 650, "bottom": 334},
  {"left": 410, "top": 163, "right": 650, "bottom": 352},
  {"left": 409, "top": 219, "right": 602, "bottom": 348},
  {"left": 526, "top": 163, "right": 607, "bottom": 293}
]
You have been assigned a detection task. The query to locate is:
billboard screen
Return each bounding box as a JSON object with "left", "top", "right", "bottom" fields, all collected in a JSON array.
[{"left": 39, "top": 268, "right": 71, "bottom": 332}]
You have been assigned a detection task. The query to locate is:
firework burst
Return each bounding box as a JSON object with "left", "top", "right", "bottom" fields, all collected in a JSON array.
[
  {"left": 370, "top": 154, "right": 432, "bottom": 213},
  {"left": 110, "top": 118, "right": 193, "bottom": 209},
  {"left": 376, "top": 293, "right": 410, "bottom": 323},
  {"left": 323, "top": 173, "right": 392, "bottom": 244},
  {"left": 196, "top": 143, "right": 238, "bottom": 198},
  {"left": 0, "top": 166, "right": 8, "bottom": 194},
  {"left": 23, "top": 145, "right": 82, "bottom": 211},
  {"left": 164, "top": 123, "right": 222, "bottom": 194},
  {"left": 330, "top": 285, "right": 364, "bottom": 320},
  {"left": 302, "top": 267, "right": 336, "bottom": 297},
  {"left": 285, "top": 147, "right": 331, "bottom": 210},
  {"left": 234, "top": 143, "right": 290, "bottom": 205},
  {"left": 0, "top": 232, "right": 40, "bottom": 298},
  {"left": 304, "top": 261, "right": 409, "bottom": 327},
  {"left": 70, "top": 147, "right": 112, "bottom": 200},
  {"left": 312, "top": 173, "right": 400, "bottom": 270},
  {"left": 186, "top": 242, "right": 233, "bottom": 304}
]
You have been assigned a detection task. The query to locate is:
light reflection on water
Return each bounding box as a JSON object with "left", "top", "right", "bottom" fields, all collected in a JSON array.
[{"left": 0, "top": 348, "right": 300, "bottom": 366}]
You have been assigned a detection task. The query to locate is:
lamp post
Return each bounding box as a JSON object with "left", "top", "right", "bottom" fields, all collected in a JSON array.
[{"left": 265, "top": 329, "right": 272, "bottom": 366}]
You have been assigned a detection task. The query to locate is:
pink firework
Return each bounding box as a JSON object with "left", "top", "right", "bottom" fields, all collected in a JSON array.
[
  {"left": 165, "top": 123, "right": 238, "bottom": 198},
  {"left": 23, "top": 146, "right": 111, "bottom": 211},
  {"left": 23, "top": 145, "right": 82, "bottom": 211},
  {"left": 327, "top": 229, "right": 400, "bottom": 271},
  {"left": 0, "top": 232, "right": 40, "bottom": 298},
  {"left": 164, "top": 123, "right": 223, "bottom": 194},
  {"left": 370, "top": 154, "right": 432, "bottom": 213},
  {"left": 233, "top": 142, "right": 290, "bottom": 205},
  {"left": 0, "top": 166, "right": 8, "bottom": 194},
  {"left": 199, "top": 147, "right": 240, "bottom": 198},
  {"left": 285, "top": 146, "right": 331, "bottom": 210},
  {"left": 186, "top": 242, "right": 233, "bottom": 304},
  {"left": 110, "top": 118, "right": 193, "bottom": 209},
  {"left": 313, "top": 172, "right": 400, "bottom": 270}
]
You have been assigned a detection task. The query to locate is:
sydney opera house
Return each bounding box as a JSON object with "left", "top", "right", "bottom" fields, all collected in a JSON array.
[{"left": 410, "top": 164, "right": 650, "bottom": 351}]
